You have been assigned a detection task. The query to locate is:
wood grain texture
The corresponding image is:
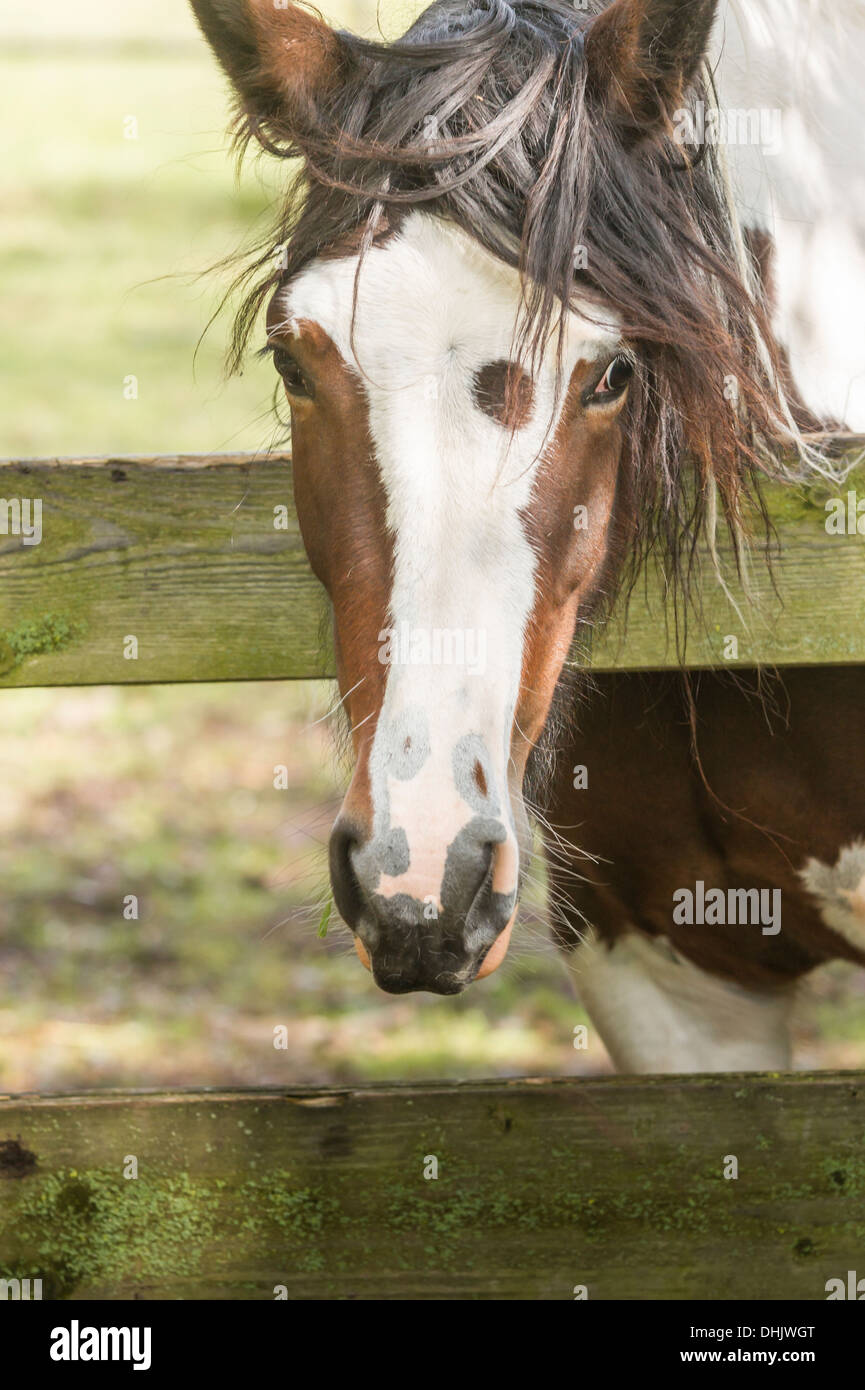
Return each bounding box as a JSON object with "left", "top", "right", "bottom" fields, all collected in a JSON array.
[
  {"left": 591, "top": 439, "right": 865, "bottom": 670},
  {"left": 0, "top": 1074, "right": 863, "bottom": 1300},
  {"left": 1, "top": 440, "right": 863, "bottom": 687},
  {"left": 0, "top": 453, "right": 331, "bottom": 687}
]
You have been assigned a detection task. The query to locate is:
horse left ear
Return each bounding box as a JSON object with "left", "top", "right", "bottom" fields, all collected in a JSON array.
[
  {"left": 584, "top": 0, "right": 718, "bottom": 139},
  {"left": 190, "top": 0, "right": 352, "bottom": 143}
]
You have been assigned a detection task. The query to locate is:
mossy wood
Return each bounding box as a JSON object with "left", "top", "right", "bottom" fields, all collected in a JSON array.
[
  {"left": 1, "top": 440, "right": 863, "bottom": 687},
  {"left": 1, "top": 1074, "right": 863, "bottom": 1300}
]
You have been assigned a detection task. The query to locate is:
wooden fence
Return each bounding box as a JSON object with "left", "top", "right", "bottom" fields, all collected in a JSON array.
[
  {"left": 2, "top": 1074, "right": 864, "bottom": 1300},
  {"left": 1, "top": 437, "right": 864, "bottom": 687},
  {"left": 1, "top": 440, "right": 864, "bottom": 1299}
]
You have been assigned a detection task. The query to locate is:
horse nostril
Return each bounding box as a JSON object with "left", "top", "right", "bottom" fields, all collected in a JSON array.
[
  {"left": 473, "top": 759, "right": 488, "bottom": 797},
  {"left": 445, "top": 836, "right": 499, "bottom": 926},
  {"left": 328, "top": 819, "right": 366, "bottom": 930},
  {"left": 474, "top": 839, "right": 495, "bottom": 894}
]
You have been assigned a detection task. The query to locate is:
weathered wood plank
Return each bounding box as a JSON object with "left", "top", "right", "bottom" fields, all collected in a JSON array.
[
  {"left": 592, "top": 439, "right": 865, "bottom": 670},
  {"left": 1, "top": 441, "right": 863, "bottom": 687},
  {"left": 0, "top": 1075, "right": 862, "bottom": 1300},
  {"left": 0, "top": 453, "right": 331, "bottom": 687}
]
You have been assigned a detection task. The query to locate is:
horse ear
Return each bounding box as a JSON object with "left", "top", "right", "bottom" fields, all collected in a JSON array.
[
  {"left": 585, "top": 0, "right": 718, "bottom": 139},
  {"left": 190, "top": 0, "right": 350, "bottom": 139}
]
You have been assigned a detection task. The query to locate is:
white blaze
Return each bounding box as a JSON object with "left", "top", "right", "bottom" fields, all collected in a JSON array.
[{"left": 283, "top": 212, "right": 620, "bottom": 899}]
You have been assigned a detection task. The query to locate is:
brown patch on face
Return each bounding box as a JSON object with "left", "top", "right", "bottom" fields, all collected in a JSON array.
[
  {"left": 473, "top": 360, "right": 534, "bottom": 430},
  {"left": 266, "top": 304, "right": 392, "bottom": 829},
  {"left": 511, "top": 354, "right": 629, "bottom": 773}
]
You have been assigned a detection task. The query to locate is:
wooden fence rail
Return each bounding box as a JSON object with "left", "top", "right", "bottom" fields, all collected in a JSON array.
[
  {"left": 1, "top": 438, "right": 863, "bottom": 688},
  {"left": 0, "top": 1074, "right": 863, "bottom": 1300}
]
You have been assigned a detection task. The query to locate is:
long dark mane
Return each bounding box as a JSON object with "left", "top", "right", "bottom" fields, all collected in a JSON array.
[{"left": 222, "top": 0, "right": 820, "bottom": 622}]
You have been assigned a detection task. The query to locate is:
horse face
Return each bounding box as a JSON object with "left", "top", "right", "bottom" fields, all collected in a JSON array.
[
  {"left": 267, "top": 213, "right": 628, "bottom": 992},
  {"left": 192, "top": 0, "right": 722, "bottom": 993}
]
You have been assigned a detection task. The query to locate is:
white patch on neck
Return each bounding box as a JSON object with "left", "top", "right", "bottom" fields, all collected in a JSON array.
[
  {"left": 800, "top": 840, "right": 865, "bottom": 954},
  {"left": 570, "top": 928, "right": 793, "bottom": 1074},
  {"left": 280, "top": 212, "right": 619, "bottom": 898}
]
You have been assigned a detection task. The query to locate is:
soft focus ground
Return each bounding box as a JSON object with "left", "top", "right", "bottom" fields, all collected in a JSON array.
[
  {"left": 0, "top": 682, "right": 610, "bottom": 1088},
  {"left": 2, "top": 683, "right": 863, "bottom": 1091},
  {"left": 1, "top": 1, "right": 863, "bottom": 1090}
]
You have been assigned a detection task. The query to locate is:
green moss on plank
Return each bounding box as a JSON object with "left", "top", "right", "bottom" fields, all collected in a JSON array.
[
  {"left": 0, "top": 612, "right": 87, "bottom": 671},
  {"left": 0, "top": 1169, "right": 220, "bottom": 1297},
  {"left": 0, "top": 1166, "right": 347, "bottom": 1297},
  {"left": 820, "top": 1154, "right": 865, "bottom": 1195}
]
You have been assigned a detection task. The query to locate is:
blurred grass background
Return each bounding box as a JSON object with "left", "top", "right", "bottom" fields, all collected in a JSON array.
[{"left": 1, "top": 0, "right": 863, "bottom": 1090}]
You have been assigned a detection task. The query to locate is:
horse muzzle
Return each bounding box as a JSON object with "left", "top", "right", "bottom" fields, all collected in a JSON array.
[{"left": 330, "top": 815, "right": 518, "bottom": 994}]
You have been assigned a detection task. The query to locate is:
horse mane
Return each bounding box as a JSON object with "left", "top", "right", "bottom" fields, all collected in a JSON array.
[{"left": 221, "top": 0, "right": 826, "bottom": 626}]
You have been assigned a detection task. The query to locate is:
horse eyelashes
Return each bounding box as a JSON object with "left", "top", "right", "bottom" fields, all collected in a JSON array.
[
  {"left": 586, "top": 355, "right": 633, "bottom": 403},
  {"left": 270, "top": 346, "right": 313, "bottom": 398}
]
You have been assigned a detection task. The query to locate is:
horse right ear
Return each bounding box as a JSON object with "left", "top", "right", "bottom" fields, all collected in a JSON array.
[
  {"left": 585, "top": 0, "right": 718, "bottom": 142},
  {"left": 190, "top": 0, "right": 352, "bottom": 143}
]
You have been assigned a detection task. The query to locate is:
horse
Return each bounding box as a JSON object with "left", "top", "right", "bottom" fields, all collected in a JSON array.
[{"left": 191, "top": 0, "right": 865, "bottom": 1071}]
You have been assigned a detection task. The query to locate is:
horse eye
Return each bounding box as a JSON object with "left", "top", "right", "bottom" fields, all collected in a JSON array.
[
  {"left": 272, "top": 346, "right": 313, "bottom": 399},
  {"left": 588, "top": 355, "right": 633, "bottom": 403}
]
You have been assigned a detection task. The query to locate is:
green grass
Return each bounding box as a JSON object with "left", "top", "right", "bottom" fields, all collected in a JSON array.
[
  {"left": 0, "top": 53, "right": 282, "bottom": 458},
  {"left": 0, "top": 681, "right": 606, "bottom": 1090},
  {"left": 0, "top": 0, "right": 427, "bottom": 458},
  {"left": 2, "top": 677, "right": 863, "bottom": 1092}
]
